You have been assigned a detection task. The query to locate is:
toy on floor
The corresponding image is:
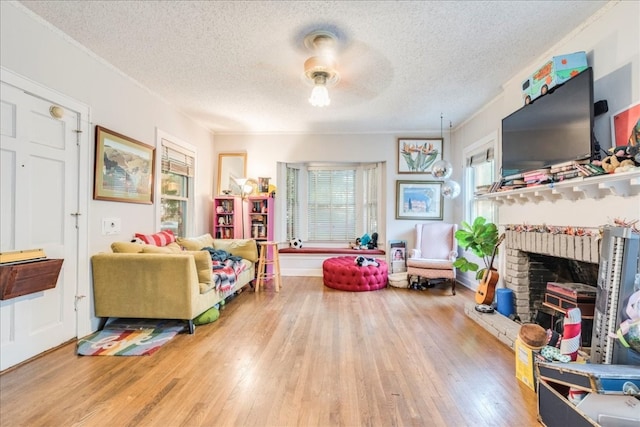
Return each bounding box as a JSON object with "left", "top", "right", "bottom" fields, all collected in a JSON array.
[{"left": 355, "top": 256, "right": 379, "bottom": 267}]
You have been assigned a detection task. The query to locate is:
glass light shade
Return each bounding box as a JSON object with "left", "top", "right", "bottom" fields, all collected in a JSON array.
[
  {"left": 442, "top": 180, "right": 461, "bottom": 199},
  {"left": 309, "top": 84, "right": 330, "bottom": 107},
  {"left": 431, "top": 160, "right": 453, "bottom": 180}
]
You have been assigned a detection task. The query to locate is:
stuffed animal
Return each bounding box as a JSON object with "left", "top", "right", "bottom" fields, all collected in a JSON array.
[
  {"left": 609, "top": 290, "right": 640, "bottom": 353},
  {"left": 367, "top": 232, "right": 379, "bottom": 250},
  {"left": 355, "top": 256, "right": 379, "bottom": 267},
  {"left": 350, "top": 237, "right": 362, "bottom": 249}
]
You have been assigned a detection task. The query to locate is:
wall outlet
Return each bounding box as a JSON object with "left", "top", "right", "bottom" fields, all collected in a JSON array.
[{"left": 102, "top": 217, "right": 121, "bottom": 235}]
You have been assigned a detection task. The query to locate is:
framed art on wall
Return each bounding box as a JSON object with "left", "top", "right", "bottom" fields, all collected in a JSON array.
[
  {"left": 397, "top": 137, "right": 443, "bottom": 173},
  {"left": 396, "top": 180, "right": 443, "bottom": 220},
  {"left": 94, "top": 126, "right": 155, "bottom": 204},
  {"left": 611, "top": 102, "right": 640, "bottom": 148}
]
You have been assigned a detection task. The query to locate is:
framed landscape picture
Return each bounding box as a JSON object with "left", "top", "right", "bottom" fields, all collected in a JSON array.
[
  {"left": 397, "top": 137, "right": 443, "bottom": 174},
  {"left": 396, "top": 180, "right": 443, "bottom": 220},
  {"left": 94, "top": 126, "right": 155, "bottom": 204}
]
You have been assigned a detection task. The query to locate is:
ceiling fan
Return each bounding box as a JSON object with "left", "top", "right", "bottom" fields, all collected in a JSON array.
[{"left": 302, "top": 30, "right": 341, "bottom": 107}]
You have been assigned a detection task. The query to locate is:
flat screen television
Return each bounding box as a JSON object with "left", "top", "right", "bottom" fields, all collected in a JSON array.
[{"left": 501, "top": 67, "right": 594, "bottom": 177}]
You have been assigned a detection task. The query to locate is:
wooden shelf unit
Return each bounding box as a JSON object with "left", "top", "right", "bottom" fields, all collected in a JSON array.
[{"left": 213, "top": 196, "right": 245, "bottom": 239}]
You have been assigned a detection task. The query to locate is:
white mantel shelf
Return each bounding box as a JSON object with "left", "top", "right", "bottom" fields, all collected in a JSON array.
[{"left": 479, "top": 168, "right": 640, "bottom": 205}]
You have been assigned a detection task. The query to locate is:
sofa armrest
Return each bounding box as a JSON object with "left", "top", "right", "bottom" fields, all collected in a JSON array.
[{"left": 91, "top": 253, "right": 201, "bottom": 320}]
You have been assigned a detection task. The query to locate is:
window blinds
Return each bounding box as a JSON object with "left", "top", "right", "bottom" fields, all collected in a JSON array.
[
  {"left": 161, "top": 139, "right": 194, "bottom": 177},
  {"left": 307, "top": 168, "right": 356, "bottom": 241}
]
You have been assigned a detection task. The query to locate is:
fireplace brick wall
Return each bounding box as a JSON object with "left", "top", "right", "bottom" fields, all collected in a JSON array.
[{"left": 503, "top": 231, "right": 601, "bottom": 321}]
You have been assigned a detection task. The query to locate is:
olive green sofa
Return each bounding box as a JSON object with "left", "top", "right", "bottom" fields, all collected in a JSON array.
[{"left": 91, "top": 234, "right": 258, "bottom": 333}]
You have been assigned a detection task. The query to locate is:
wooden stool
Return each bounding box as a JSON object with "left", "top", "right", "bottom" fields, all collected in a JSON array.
[{"left": 255, "top": 241, "right": 282, "bottom": 292}]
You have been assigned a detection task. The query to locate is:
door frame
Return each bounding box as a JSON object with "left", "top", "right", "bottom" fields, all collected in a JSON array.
[{"left": 1, "top": 66, "right": 92, "bottom": 338}]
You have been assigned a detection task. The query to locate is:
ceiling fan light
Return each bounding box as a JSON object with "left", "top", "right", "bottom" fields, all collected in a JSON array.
[{"left": 309, "top": 76, "right": 330, "bottom": 107}]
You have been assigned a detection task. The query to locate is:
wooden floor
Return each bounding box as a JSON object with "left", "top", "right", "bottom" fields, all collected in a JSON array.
[{"left": 0, "top": 277, "right": 539, "bottom": 427}]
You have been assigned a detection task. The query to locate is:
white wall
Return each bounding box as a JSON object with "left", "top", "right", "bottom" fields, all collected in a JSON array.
[{"left": 1, "top": 2, "right": 217, "bottom": 257}]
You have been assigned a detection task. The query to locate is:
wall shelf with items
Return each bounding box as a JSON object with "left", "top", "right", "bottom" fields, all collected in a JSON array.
[
  {"left": 479, "top": 169, "right": 640, "bottom": 205},
  {"left": 213, "top": 196, "right": 244, "bottom": 239}
]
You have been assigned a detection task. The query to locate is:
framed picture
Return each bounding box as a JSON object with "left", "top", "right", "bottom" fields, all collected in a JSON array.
[
  {"left": 396, "top": 180, "right": 443, "bottom": 220},
  {"left": 611, "top": 102, "right": 640, "bottom": 148},
  {"left": 397, "top": 137, "right": 443, "bottom": 173},
  {"left": 94, "top": 126, "right": 155, "bottom": 204}
]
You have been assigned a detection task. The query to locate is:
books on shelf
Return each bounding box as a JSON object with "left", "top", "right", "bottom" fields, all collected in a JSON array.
[
  {"left": 0, "top": 248, "right": 46, "bottom": 264},
  {"left": 549, "top": 158, "right": 590, "bottom": 173}
]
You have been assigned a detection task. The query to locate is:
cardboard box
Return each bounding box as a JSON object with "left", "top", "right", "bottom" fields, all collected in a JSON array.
[{"left": 537, "top": 362, "right": 640, "bottom": 427}]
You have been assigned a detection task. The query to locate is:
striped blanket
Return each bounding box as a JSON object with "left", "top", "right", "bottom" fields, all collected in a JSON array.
[
  {"left": 204, "top": 248, "right": 247, "bottom": 292},
  {"left": 211, "top": 259, "right": 247, "bottom": 291}
]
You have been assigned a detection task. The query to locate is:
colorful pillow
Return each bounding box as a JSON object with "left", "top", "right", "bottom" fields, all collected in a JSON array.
[
  {"left": 134, "top": 230, "right": 176, "bottom": 247},
  {"left": 177, "top": 233, "right": 214, "bottom": 251}
]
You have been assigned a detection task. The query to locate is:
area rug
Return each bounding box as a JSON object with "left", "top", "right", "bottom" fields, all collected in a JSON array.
[{"left": 77, "top": 318, "right": 185, "bottom": 356}]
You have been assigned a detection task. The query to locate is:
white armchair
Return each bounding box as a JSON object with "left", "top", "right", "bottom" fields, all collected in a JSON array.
[{"left": 407, "top": 222, "right": 458, "bottom": 294}]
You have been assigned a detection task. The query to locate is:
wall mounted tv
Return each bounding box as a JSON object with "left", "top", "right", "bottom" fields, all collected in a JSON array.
[{"left": 501, "top": 67, "right": 594, "bottom": 177}]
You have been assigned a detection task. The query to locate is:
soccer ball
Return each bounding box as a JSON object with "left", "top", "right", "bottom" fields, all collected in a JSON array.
[{"left": 289, "top": 238, "right": 303, "bottom": 249}]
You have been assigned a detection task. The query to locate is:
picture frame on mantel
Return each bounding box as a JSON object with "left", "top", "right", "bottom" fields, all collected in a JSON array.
[
  {"left": 397, "top": 137, "right": 443, "bottom": 174},
  {"left": 611, "top": 102, "right": 640, "bottom": 148},
  {"left": 396, "top": 180, "right": 443, "bottom": 220},
  {"left": 94, "top": 126, "right": 155, "bottom": 204}
]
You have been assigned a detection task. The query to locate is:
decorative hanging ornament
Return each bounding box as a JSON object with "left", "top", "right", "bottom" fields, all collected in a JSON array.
[
  {"left": 431, "top": 160, "right": 453, "bottom": 180},
  {"left": 442, "top": 180, "right": 461, "bottom": 199}
]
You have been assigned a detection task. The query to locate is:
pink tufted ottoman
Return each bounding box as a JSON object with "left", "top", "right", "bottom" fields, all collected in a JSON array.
[{"left": 322, "top": 256, "right": 388, "bottom": 291}]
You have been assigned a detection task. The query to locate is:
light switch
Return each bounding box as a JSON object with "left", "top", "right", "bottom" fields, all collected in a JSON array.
[{"left": 102, "top": 217, "right": 121, "bottom": 235}]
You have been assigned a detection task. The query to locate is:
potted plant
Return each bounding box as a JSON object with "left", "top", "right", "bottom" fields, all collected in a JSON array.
[{"left": 453, "top": 216, "right": 500, "bottom": 279}]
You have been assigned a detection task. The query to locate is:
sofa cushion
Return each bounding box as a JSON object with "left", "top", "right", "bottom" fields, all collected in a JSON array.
[
  {"left": 189, "top": 250, "right": 213, "bottom": 285},
  {"left": 177, "top": 233, "right": 215, "bottom": 251},
  {"left": 135, "top": 230, "right": 176, "bottom": 247},
  {"left": 212, "top": 239, "right": 259, "bottom": 263},
  {"left": 111, "top": 241, "right": 145, "bottom": 253},
  {"left": 141, "top": 242, "right": 183, "bottom": 254}
]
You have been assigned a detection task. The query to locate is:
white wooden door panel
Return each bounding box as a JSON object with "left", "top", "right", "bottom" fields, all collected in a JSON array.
[{"left": 0, "top": 80, "right": 78, "bottom": 371}]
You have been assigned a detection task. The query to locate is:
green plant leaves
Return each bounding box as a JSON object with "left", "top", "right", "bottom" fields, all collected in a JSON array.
[{"left": 454, "top": 216, "right": 499, "bottom": 271}]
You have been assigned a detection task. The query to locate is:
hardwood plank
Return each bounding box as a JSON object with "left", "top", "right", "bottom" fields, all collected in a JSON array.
[{"left": 0, "top": 277, "right": 539, "bottom": 426}]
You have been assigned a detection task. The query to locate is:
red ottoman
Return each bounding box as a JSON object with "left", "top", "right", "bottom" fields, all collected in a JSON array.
[{"left": 322, "top": 256, "right": 388, "bottom": 291}]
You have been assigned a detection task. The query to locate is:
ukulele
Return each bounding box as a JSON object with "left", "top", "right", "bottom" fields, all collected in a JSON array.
[{"left": 475, "top": 233, "right": 506, "bottom": 305}]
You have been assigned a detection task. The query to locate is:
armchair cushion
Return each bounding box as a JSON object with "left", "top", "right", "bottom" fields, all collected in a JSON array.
[{"left": 407, "top": 258, "right": 453, "bottom": 269}]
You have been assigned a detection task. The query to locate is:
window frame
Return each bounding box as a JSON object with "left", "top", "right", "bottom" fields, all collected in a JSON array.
[
  {"left": 155, "top": 129, "right": 196, "bottom": 238},
  {"left": 283, "top": 162, "right": 382, "bottom": 244}
]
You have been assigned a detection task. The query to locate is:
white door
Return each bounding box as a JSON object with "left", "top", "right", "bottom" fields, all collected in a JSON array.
[{"left": 0, "top": 80, "right": 81, "bottom": 370}]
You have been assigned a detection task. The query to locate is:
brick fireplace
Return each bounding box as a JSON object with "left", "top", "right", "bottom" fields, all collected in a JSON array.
[{"left": 503, "top": 230, "right": 601, "bottom": 322}]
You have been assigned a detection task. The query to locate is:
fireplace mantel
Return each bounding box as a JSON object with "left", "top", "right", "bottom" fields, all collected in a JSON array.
[{"left": 478, "top": 169, "right": 640, "bottom": 205}]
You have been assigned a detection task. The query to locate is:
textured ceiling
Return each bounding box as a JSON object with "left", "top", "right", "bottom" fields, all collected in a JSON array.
[{"left": 19, "top": 0, "right": 609, "bottom": 134}]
